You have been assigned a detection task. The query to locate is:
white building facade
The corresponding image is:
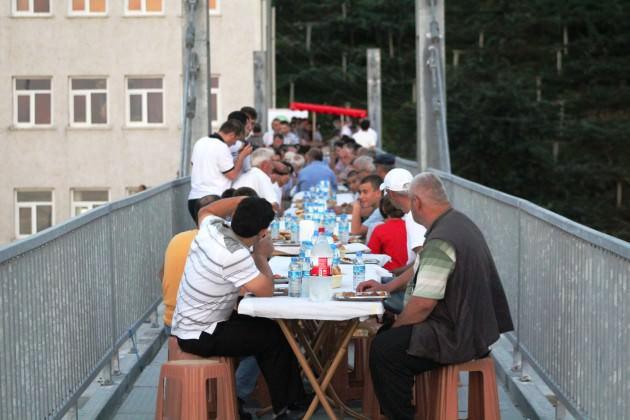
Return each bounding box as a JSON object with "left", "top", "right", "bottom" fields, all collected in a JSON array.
[{"left": 0, "top": 0, "right": 263, "bottom": 244}]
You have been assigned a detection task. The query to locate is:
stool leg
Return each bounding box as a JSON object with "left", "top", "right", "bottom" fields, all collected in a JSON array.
[
  {"left": 155, "top": 373, "right": 165, "bottom": 420},
  {"left": 468, "top": 371, "right": 484, "bottom": 420},
  {"left": 216, "top": 365, "right": 239, "bottom": 420},
  {"left": 435, "top": 366, "right": 459, "bottom": 420}
]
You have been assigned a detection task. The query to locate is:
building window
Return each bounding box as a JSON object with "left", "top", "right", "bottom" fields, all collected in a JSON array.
[
  {"left": 125, "top": 0, "right": 163, "bottom": 15},
  {"left": 70, "top": 78, "right": 108, "bottom": 126},
  {"left": 126, "top": 77, "right": 164, "bottom": 126},
  {"left": 13, "top": 78, "right": 52, "bottom": 127},
  {"left": 15, "top": 190, "right": 54, "bottom": 239},
  {"left": 71, "top": 190, "right": 109, "bottom": 216},
  {"left": 211, "top": 76, "right": 219, "bottom": 126},
  {"left": 13, "top": 0, "right": 51, "bottom": 15},
  {"left": 70, "top": 0, "right": 106, "bottom": 15},
  {"left": 208, "top": 0, "right": 220, "bottom": 15}
]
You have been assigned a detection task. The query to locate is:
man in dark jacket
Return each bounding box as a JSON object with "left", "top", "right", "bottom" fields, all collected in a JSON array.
[{"left": 368, "top": 172, "right": 514, "bottom": 420}]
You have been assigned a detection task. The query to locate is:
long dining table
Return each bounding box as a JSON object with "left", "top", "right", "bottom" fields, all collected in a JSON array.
[{"left": 238, "top": 256, "right": 388, "bottom": 419}]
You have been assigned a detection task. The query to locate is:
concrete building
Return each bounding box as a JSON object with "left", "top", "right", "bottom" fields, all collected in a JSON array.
[{"left": 0, "top": 0, "right": 263, "bottom": 244}]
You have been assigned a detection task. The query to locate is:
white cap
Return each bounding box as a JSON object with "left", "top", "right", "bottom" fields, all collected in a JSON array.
[{"left": 380, "top": 168, "right": 413, "bottom": 192}]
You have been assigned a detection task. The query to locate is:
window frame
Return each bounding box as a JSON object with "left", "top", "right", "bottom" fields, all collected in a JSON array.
[
  {"left": 70, "top": 189, "right": 110, "bottom": 217},
  {"left": 12, "top": 0, "right": 53, "bottom": 16},
  {"left": 68, "top": 0, "right": 108, "bottom": 16},
  {"left": 125, "top": 76, "right": 165, "bottom": 127},
  {"left": 124, "top": 0, "right": 165, "bottom": 16},
  {"left": 14, "top": 189, "right": 55, "bottom": 239},
  {"left": 208, "top": 0, "right": 220, "bottom": 16},
  {"left": 13, "top": 77, "right": 54, "bottom": 128},
  {"left": 69, "top": 77, "right": 109, "bottom": 127},
  {"left": 210, "top": 75, "right": 220, "bottom": 128}
]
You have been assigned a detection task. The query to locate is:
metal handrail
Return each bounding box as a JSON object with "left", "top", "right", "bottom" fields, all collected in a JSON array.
[
  {"left": 432, "top": 169, "right": 630, "bottom": 419},
  {"left": 0, "top": 178, "right": 193, "bottom": 420}
]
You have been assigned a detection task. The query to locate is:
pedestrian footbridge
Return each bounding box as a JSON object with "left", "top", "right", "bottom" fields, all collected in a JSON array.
[{"left": 0, "top": 164, "right": 628, "bottom": 419}]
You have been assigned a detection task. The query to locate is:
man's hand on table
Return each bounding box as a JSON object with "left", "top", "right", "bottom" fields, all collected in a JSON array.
[{"left": 356, "top": 279, "right": 388, "bottom": 293}]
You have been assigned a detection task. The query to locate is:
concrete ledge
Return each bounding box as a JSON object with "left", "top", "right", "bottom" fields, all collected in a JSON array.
[
  {"left": 68, "top": 307, "right": 167, "bottom": 420},
  {"left": 492, "top": 335, "right": 574, "bottom": 420}
]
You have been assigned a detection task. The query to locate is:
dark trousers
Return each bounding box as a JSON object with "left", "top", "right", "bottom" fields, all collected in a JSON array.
[
  {"left": 370, "top": 324, "right": 442, "bottom": 420},
  {"left": 187, "top": 199, "right": 200, "bottom": 225},
  {"left": 177, "top": 313, "right": 305, "bottom": 413}
]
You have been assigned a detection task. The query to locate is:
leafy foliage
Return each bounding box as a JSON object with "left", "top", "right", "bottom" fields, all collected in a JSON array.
[{"left": 275, "top": 0, "right": 630, "bottom": 240}]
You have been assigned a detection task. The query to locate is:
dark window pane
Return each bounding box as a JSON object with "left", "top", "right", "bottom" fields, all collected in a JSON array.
[
  {"left": 91, "top": 93, "right": 107, "bottom": 124},
  {"left": 210, "top": 93, "right": 217, "bottom": 122},
  {"left": 72, "top": 0, "right": 85, "bottom": 11},
  {"left": 146, "top": 0, "right": 162, "bottom": 12},
  {"left": 127, "top": 0, "right": 141, "bottom": 11},
  {"left": 34, "top": 0, "right": 50, "bottom": 13},
  {"left": 19, "top": 207, "right": 32, "bottom": 235},
  {"left": 73, "top": 95, "right": 86, "bottom": 123},
  {"left": 36, "top": 205, "right": 52, "bottom": 232},
  {"left": 16, "top": 0, "right": 29, "bottom": 11},
  {"left": 16, "top": 79, "right": 51, "bottom": 91},
  {"left": 130, "top": 94, "right": 142, "bottom": 122},
  {"left": 211, "top": 76, "right": 219, "bottom": 89},
  {"left": 147, "top": 92, "right": 163, "bottom": 123},
  {"left": 72, "top": 79, "right": 106, "bottom": 90},
  {"left": 128, "top": 78, "right": 162, "bottom": 90},
  {"left": 17, "top": 191, "right": 52, "bottom": 202},
  {"left": 75, "top": 190, "right": 109, "bottom": 201},
  {"left": 17, "top": 95, "right": 30, "bottom": 123},
  {"left": 34, "top": 93, "right": 51, "bottom": 125},
  {"left": 90, "top": 0, "right": 105, "bottom": 12}
]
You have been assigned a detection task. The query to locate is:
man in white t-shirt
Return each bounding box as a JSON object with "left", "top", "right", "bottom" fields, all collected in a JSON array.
[
  {"left": 171, "top": 196, "right": 305, "bottom": 418},
  {"left": 188, "top": 119, "right": 252, "bottom": 224},
  {"left": 352, "top": 119, "right": 378, "bottom": 149},
  {"left": 232, "top": 148, "right": 280, "bottom": 213}
]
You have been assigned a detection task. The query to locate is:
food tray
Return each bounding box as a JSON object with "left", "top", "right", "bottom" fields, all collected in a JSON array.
[{"left": 333, "top": 291, "right": 390, "bottom": 301}]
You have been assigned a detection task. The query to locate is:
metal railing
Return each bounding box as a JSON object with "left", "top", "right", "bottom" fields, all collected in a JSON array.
[
  {"left": 431, "top": 169, "right": 630, "bottom": 420},
  {"left": 0, "top": 179, "right": 193, "bottom": 420}
]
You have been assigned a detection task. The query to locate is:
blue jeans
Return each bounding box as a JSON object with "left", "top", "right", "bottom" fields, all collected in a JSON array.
[{"left": 236, "top": 356, "right": 260, "bottom": 400}]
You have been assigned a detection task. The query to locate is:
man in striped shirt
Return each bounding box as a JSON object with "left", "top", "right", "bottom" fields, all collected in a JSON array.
[{"left": 171, "top": 196, "right": 304, "bottom": 419}]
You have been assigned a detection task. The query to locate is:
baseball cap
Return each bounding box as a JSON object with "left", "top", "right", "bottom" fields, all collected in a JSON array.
[{"left": 380, "top": 168, "right": 413, "bottom": 192}]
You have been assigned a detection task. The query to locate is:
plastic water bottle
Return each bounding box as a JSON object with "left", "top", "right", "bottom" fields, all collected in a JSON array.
[
  {"left": 339, "top": 214, "right": 349, "bottom": 245},
  {"left": 300, "top": 250, "right": 311, "bottom": 298},
  {"left": 353, "top": 251, "right": 365, "bottom": 290},
  {"left": 331, "top": 244, "right": 341, "bottom": 268},
  {"left": 290, "top": 217, "right": 299, "bottom": 242},
  {"left": 270, "top": 218, "right": 280, "bottom": 240},
  {"left": 288, "top": 257, "right": 302, "bottom": 297}
]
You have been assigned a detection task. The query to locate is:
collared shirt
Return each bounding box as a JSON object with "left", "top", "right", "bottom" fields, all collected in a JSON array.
[
  {"left": 189, "top": 133, "right": 234, "bottom": 199},
  {"left": 297, "top": 161, "right": 337, "bottom": 192},
  {"left": 363, "top": 207, "right": 384, "bottom": 229},
  {"left": 352, "top": 128, "right": 378, "bottom": 148},
  {"left": 404, "top": 211, "right": 426, "bottom": 264},
  {"left": 404, "top": 239, "right": 456, "bottom": 305},
  {"left": 171, "top": 215, "right": 260, "bottom": 340},
  {"left": 232, "top": 167, "right": 279, "bottom": 205}
]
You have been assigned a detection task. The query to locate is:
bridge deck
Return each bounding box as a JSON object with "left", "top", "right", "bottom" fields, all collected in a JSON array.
[{"left": 108, "top": 340, "right": 527, "bottom": 420}]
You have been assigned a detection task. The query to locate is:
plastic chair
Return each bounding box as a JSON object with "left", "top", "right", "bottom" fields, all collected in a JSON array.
[
  {"left": 363, "top": 356, "right": 501, "bottom": 420},
  {"left": 155, "top": 359, "right": 239, "bottom": 420}
]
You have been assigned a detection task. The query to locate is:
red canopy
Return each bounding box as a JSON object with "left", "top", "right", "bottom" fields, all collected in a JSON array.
[{"left": 289, "top": 102, "right": 367, "bottom": 119}]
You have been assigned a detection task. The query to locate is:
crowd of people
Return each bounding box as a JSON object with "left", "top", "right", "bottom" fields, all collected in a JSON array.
[{"left": 161, "top": 105, "right": 514, "bottom": 420}]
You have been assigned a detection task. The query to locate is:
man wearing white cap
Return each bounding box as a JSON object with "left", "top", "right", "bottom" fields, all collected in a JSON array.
[{"left": 380, "top": 168, "right": 426, "bottom": 267}]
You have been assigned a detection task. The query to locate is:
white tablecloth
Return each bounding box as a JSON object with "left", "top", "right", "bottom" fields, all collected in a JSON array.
[{"left": 238, "top": 258, "right": 386, "bottom": 320}]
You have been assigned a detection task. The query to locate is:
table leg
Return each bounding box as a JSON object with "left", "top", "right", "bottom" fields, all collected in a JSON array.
[{"left": 276, "top": 319, "right": 338, "bottom": 420}]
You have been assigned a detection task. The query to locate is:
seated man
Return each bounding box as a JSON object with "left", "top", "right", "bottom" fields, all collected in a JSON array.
[
  {"left": 365, "top": 173, "right": 514, "bottom": 419},
  {"left": 171, "top": 197, "right": 305, "bottom": 419},
  {"left": 296, "top": 148, "right": 337, "bottom": 192},
  {"left": 350, "top": 175, "right": 384, "bottom": 236},
  {"left": 232, "top": 148, "right": 281, "bottom": 213}
]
